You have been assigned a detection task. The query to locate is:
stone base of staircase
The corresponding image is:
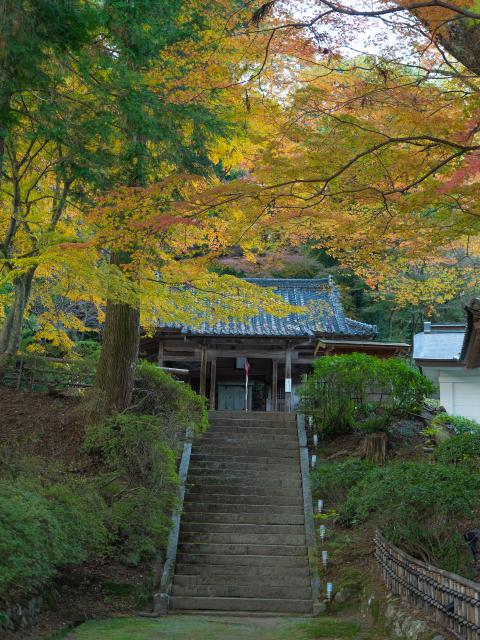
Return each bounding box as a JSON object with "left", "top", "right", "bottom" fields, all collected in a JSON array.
[{"left": 170, "top": 411, "right": 315, "bottom": 615}]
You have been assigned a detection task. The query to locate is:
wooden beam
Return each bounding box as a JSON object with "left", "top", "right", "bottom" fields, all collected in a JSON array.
[
  {"left": 285, "top": 349, "right": 292, "bottom": 413},
  {"left": 157, "top": 342, "right": 165, "bottom": 366},
  {"left": 199, "top": 347, "right": 208, "bottom": 397},
  {"left": 209, "top": 358, "right": 217, "bottom": 409},
  {"left": 272, "top": 359, "right": 278, "bottom": 412}
]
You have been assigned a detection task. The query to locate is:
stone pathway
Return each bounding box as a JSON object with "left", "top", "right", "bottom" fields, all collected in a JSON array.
[{"left": 67, "top": 614, "right": 364, "bottom": 640}]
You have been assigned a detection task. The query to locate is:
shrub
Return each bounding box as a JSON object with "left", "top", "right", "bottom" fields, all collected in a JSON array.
[
  {"left": 0, "top": 472, "right": 108, "bottom": 604},
  {"left": 431, "top": 413, "right": 480, "bottom": 435},
  {"left": 299, "top": 354, "right": 433, "bottom": 437},
  {"left": 340, "top": 461, "right": 480, "bottom": 573},
  {"left": 134, "top": 361, "right": 207, "bottom": 444},
  {"left": 434, "top": 432, "right": 480, "bottom": 465},
  {"left": 311, "top": 458, "right": 376, "bottom": 503},
  {"left": 84, "top": 413, "right": 178, "bottom": 562}
]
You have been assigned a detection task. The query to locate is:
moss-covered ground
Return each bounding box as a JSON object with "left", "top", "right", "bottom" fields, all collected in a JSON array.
[{"left": 66, "top": 614, "right": 372, "bottom": 640}]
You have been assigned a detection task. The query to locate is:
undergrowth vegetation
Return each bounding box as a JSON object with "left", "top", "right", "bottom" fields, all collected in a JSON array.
[
  {"left": 340, "top": 461, "right": 480, "bottom": 574},
  {"left": 0, "top": 454, "right": 109, "bottom": 605},
  {"left": 308, "top": 359, "right": 480, "bottom": 577},
  {"left": 431, "top": 412, "right": 480, "bottom": 435},
  {"left": 313, "top": 441, "right": 480, "bottom": 576},
  {"left": 0, "top": 363, "right": 207, "bottom": 609}
]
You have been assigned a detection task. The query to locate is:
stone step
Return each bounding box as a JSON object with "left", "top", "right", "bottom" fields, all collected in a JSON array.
[
  {"left": 187, "top": 474, "right": 301, "bottom": 486},
  {"left": 209, "top": 411, "right": 295, "bottom": 419},
  {"left": 174, "top": 571, "right": 309, "bottom": 587},
  {"left": 171, "top": 583, "right": 311, "bottom": 599},
  {"left": 191, "top": 449, "right": 299, "bottom": 462},
  {"left": 183, "top": 501, "right": 304, "bottom": 515},
  {"left": 200, "top": 434, "right": 298, "bottom": 445},
  {"left": 177, "top": 542, "right": 307, "bottom": 556},
  {"left": 179, "top": 531, "right": 306, "bottom": 546},
  {"left": 181, "top": 522, "right": 305, "bottom": 535},
  {"left": 205, "top": 426, "right": 298, "bottom": 437},
  {"left": 181, "top": 511, "right": 305, "bottom": 525},
  {"left": 189, "top": 459, "right": 299, "bottom": 471},
  {"left": 176, "top": 552, "right": 309, "bottom": 567},
  {"left": 184, "top": 493, "right": 300, "bottom": 507},
  {"left": 174, "top": 563, "right": 310, "bottom": 579},
  {"left": 187, "top": 484, "right": 302, "bottom": 497},
  {"left": 170, "top": 595, "right": 312, "bottom": 613},
  {"left": 195, "top": 442, "right": 298, "bottom": 464}
]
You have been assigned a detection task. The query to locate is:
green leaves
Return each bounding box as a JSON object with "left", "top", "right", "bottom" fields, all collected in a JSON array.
[
  {"left": 300, "top": 353, "right": 434, "bottom": 437},
  {"left": 340, "top": 461, "right": 480, "bottom": 574}
]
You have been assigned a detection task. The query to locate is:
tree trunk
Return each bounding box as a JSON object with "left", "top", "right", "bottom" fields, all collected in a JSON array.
[
  {"left": 95, "top": 300, "right": 140, "bottom": 413},
  {"left": 359, "top": 432, "right": 388, "bottom": 464},
  {"left": 0, "top": 268, "right": 35, "bottom": 372},
  {"left": 95, "top": 249, "right": 140, "bottom": 413},
  {"left": 0, "top": 268, "right": 35, "bottom": 353}
]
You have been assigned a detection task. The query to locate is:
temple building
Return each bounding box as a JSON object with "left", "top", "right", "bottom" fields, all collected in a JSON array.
[{"left": 141, "top": 277, "right": 410, "bottom": 411}]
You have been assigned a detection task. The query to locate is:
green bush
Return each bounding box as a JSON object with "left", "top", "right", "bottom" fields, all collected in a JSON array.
[
  {"left": 84, "top": 413, "right": 178, "bottom": 562},
  {"left": 311, "top": 458, "right": 376, "bottom": 503},
  {"left": 0, "top": 473, "right": 108, "bottom": 604},
  {"left": 299, "top": 354, "right": 433, "bottom": 437},
  {"left": 340, "top": 461, "right": 480, "bottom": 573},
  {"left": 134, "top": 361, "right": 207, "bottom": 442},
  {"left": 434, "top": 432, "right": 480, "bottom": 465},
  {"left": 431, "top": 412, "right": 480, "bottom": 435}
]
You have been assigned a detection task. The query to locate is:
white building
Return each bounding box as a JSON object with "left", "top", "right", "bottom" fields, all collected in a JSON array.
[{"left": 413, "top": 300, "right": 480, "bottom": 421}]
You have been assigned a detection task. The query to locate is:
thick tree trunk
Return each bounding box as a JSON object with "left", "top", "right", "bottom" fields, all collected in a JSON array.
[
  {"left": 95, "top": 300, "right": 140, "bottom": 413},
  {"left": 95, "top": 249, "right": 140, "bottom": 413}
]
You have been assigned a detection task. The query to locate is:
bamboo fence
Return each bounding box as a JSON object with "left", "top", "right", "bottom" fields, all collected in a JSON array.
[{"left": 374, "top": 530, "right": 480, "bottom": 639}]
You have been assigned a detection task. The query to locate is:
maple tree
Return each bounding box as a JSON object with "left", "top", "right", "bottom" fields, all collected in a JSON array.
[
  {"left": 0, "top": 0, "right": 301, "bottom": 410},
  {"left": 204, "top": 0, "right": 480, "bottom": 312}
]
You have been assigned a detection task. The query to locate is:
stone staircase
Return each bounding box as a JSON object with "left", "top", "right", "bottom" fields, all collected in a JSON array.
[{"left": 170, "top": 411, "right": 314, "bottom": 614}]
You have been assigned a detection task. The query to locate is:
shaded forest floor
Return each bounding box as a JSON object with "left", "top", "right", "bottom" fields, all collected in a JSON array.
[{"left": 0, "top": 389, "right": 151, "bottom": 640}]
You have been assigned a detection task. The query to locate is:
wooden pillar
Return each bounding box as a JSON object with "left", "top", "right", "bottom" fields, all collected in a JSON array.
[
  {"left": 285, "top": 349, "right": 292, "bottom": 413},
  {"left": 209, "top": 358, "right": 217, "bottom": 409},
  {"left": 272, "top": 359, "right": 278, "bottom": 411},
  {"left": 157, "top": 341, "right": 164, "bottom": 366},
  {"left": 199, "top": 347, "right": 208, "bottom": 398}
]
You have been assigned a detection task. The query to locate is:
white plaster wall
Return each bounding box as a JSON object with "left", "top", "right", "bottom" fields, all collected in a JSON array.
[{"left": 435, "top": 369, "right": 480, "bottom": 421}]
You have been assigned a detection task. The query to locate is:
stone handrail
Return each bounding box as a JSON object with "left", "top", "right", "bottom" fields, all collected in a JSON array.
[
  {"left": 375, "top": 530, "right": 480, "bottom": 640},
  {"left": 297, "top": 413, "right": 322, "bottom": 613},
  {"left": 152, "top": 424, "right": 194, "bottom": 615}
]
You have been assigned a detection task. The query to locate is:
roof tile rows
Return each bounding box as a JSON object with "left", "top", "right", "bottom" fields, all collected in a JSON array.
[{"left": 162, "top": 278, "right": 377, "bottom": 338}]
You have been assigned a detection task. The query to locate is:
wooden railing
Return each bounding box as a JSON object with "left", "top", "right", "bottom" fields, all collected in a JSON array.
[
  {"left": 374, "top": 530, "right": 480, "bottom": 640},
  {"left": 1, "top": 356, "right": 95, "bottom": 392}
]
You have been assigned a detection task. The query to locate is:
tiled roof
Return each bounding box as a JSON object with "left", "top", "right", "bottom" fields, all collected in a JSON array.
[{"left": 163, "top": 278, "right": 377, "bottom": 338}]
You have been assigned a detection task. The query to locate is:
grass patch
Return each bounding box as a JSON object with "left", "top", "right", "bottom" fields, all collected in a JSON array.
[{"left": 67, "top": 615, "right": 364, "bottom": 640}]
